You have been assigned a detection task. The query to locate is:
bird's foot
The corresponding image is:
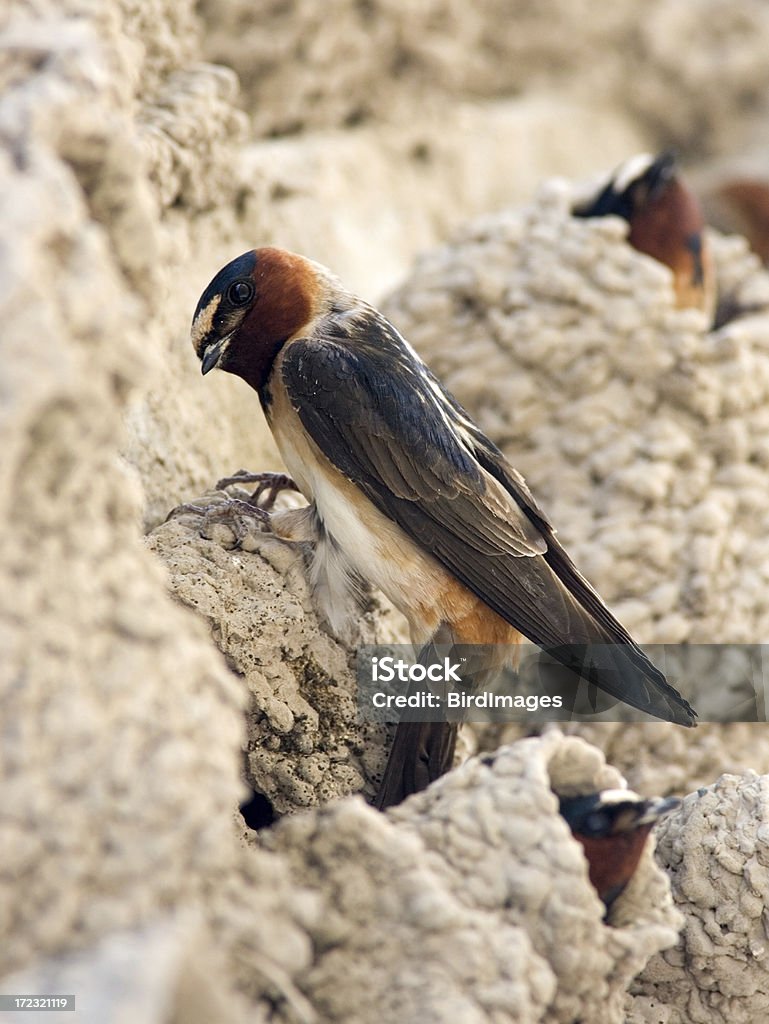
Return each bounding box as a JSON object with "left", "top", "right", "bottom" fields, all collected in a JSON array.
[
  {"left": 166, "top": 497, "right": 272, "bottom": 547},
  {"left": 215, "top": 470, "right": 300, "bottom": 510},
  {"left": 166, "top": 471, "right": 301, "bottom": 548}
]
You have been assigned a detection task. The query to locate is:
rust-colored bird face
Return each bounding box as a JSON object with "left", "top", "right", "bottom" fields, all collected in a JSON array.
[
  {"left": 559, "top": 790, "right": 680, "bottom": 914},
  {"left": 574, "top": 152, "right": 714, "bottom": 317},
  {"left": 575, "top": 151, "right": 677, "bottom": 221},
  {"left": 191, "top": 247, "right": 315, "bottom": 392}
]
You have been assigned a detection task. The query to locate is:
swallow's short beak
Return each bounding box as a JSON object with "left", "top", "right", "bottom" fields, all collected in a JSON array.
[
  {"left": 636, "top": 796, "right": 681, "bottom": 826},
  {"left": 200, "top": 339, "right": 224, "bottom": 375}
]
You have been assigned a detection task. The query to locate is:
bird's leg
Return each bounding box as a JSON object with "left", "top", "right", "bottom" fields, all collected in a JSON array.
[{"left": 215, "top": 470, "right": 300, "bottom": 510}]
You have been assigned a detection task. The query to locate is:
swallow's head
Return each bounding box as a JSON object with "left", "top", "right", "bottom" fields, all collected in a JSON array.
[
  {"left": 574, "top": 151, "right": 678, "bottom": 224},
  {"left": 574, "top": 151, "right": 713, "bottom": 315},
  {"left": 191, "top": 247, "right": 318, "bottom": 391},
  {"left": 559, "top": 789, "right": 680, "bottom": 914}
]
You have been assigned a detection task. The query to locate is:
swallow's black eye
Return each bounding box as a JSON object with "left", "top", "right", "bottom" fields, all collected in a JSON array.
[{"left": 227, "top": 280, "right": 254, "bottom": 306}]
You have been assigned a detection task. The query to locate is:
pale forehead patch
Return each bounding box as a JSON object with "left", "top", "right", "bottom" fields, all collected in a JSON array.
[
  {"left": 612, "top": 152, "right": 655, "bottom": 194},
  {"left": 597, "top": 788, "right": 640, "bottom": 806},
  {"left": 191, "top": 294, "right": 221, "bottom": 352}
]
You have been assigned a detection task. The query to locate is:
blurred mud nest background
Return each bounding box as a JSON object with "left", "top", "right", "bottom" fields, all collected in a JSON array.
[{"left": 4, "top": 1, "right": 769, "bottom": 1021}]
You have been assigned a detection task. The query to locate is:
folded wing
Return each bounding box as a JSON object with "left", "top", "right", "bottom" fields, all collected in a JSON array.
[{"left": 280, "top": 311, "right": 696, "bottom": 726}]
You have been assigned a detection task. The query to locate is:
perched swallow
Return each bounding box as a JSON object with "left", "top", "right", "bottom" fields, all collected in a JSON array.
[
  {"left": 574, "top": 151, "right": 715, "bottom": 319},
  {"left": 189, "top": 247, "right": 696, "bottom": 808},
  {"left": 559, "top": 790, "right": 680, "bottom": 915}
]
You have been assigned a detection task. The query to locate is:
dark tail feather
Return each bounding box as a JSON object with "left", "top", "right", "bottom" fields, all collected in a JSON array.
[
  {"left": 372, "top": 622, "right": 475, "bottom": 806},
  {"left": 375, "top": 629, "right": 459, "bottom": 810},
  {"left": 375, "top": 717, "right": 458, "bottom": 811}
]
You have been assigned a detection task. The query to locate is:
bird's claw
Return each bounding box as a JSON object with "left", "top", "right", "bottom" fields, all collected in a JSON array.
[
  {"left": 166, "top": 471, "right": 299, "bottom": 548},
  {"left": 214, "top": 470, "right": 299, "bottom": 510},
  {"left": 166, "top": 497, "right": 271, "bottom": 547}
]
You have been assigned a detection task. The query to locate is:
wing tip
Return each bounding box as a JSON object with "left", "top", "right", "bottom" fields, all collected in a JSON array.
[{"left": 667, "top": 696, "right": 698, "bottom": 728}]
